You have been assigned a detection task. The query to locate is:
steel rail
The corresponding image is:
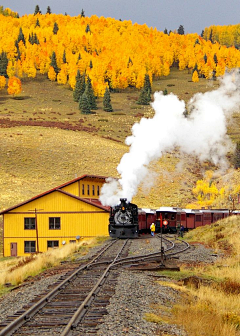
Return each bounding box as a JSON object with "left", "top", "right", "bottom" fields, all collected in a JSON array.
[
  {"left": 60, "top": 239, "right": 129, "bottom": 336},
  {"left": 0, "top": 239, "right": 117, "bottom": 336}
]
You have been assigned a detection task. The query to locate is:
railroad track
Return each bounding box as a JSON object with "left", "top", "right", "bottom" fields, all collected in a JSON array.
[{"left": 0, "top": 235, "right": 189, "bottom": 335}]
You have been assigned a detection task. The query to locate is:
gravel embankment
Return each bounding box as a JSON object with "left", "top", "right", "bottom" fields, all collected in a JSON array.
[{"left": 0, "top": 237, "right": 220, "bottom": 335}]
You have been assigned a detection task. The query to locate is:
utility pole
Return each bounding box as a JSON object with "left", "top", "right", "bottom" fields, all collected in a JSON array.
[{"left": 28, "top": 208, "right": 43, "bottom": 253}]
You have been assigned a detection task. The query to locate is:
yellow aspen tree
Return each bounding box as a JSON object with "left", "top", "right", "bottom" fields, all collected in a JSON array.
[
  {"left": 192, "top": 70, "right": 199, "bottom": 82},
  {"left": 7, "top": 76, "right": 22, "bottom": 96},
  {"left": 0, "top": 76, "right": 6, "bottom": 90},
  {"left": 68, "top": 72, "right": 77, "bottom": 90},
  {"left": 22, "top": 59, "right": 37, "bottom": 78},
  {"left": 48, "top": 66, "right": 57, "bottom": 81},
  {"left": 162, "top": 62, "right": 170, "bottom": 76},
  {"left": 178, "top": 55, "right": 186, "bottom": 70},
  {"left": 57, "top": 65, "right": 68, "bottom": 85},
  {"left": 15, "top": 59, "right": 23, "bottom": 78},
  {"left": 7, "top": 61, "right": 15, "bottom": 78}
]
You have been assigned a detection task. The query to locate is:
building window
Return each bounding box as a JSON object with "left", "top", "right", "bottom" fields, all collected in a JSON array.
[
  {"left": 24, "top": 241, "right": 36, "bottom": 253},
  {"left": 87, "top": 184, "right": 90, "bottom": 195},
  {"left": 97, "top": 186, "right": 100, "bottom": 196},
  {"left": 70, "top": 240, "right": 76, "bottom": 243},
  {"left": 24, "top": 217, "right": 36, "bottom": 230},
  {"left": 47, "top": 240, "right": 59, "bottom": 249},
  {"left": 82, "top": 184, "right": 85, "bottom": 195},
  {"left": 49, "top": 217, "right": 61, "bottom": 230},
  {"left": 92, "top": 185, "right": 95, "bottom": 196}
]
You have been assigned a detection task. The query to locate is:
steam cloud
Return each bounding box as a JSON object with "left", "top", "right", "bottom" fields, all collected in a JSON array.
[{"left": 100, "top": 71, "right": 240, "bottom": 206}]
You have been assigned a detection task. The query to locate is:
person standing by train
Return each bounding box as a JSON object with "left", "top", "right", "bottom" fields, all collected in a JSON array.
[
  {"left": 150, "top": 222, "right": 155, "bottom": 236},
  {"left": 180, "top": 224, "right": 184, "bottom": 238}
]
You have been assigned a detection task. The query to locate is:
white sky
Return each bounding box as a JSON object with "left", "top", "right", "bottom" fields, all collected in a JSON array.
[{"left": 1, "top": 0, "right": 239, "bottom": 35}]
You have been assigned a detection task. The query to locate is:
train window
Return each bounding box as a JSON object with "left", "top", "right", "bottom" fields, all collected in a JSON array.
[
  {"left": 172, "top": 214, "right": 176, "bottom": 220},
  {"left": 164, "top": 213, "right": 169, "bottom": 219},
  {"left": 49, "top": 217, "right": 61, "bottom": 230},
  {"left": 92, "top": 185, "right": 95, "bottom": 196},
  {"left": 87, "top": 185, "right": 90, "bottom": 196},
  {"left": 24, "top": 241, "right": 36, "bottom": 253},
  {"left": 24, "top": 217, "right": 36, "bottom": 230},
  {"left": 82, "top": 184, "right": 85, "bottom": 195},
  {"left": 196, "top": 215, "right": 202, "bottom": 222}
]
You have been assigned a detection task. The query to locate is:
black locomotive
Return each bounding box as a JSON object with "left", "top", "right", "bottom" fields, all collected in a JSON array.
[{"left": 109, "top": 198, "right": 139, "bottom": 238}]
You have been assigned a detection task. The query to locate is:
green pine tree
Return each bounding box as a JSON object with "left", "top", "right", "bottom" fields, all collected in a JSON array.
[
  {"left": 85, "top": 24, "right": 91, "bottom": 33},
  {"left": 137, "top": 87, "right": 150, "bottom": 105},
  {"left": 79, "top": 72, "right": 86, "bottom": 96},
  {"left": 46, "top": 6, "right": 51, "bottom": 14},
  {"left": 53, "top": 22, "right": 59, "bottom": 35},
  {"left": 0, "top": 51, "right": 8, "bottom": 77},
  {"left": 103, "top": 87, "right": 113, "bottom": 112},
  {"left": 79, "top": 92, "right": 91, "bottom": 114},
  {"left": 163, "top": 88, "right": 168, "bottom": 95},
  {"left": 34, "top": 33, "right": 39, "bottom": 44},
  {"left": 34, "top": 5, "right": 41, "bottom": 15},
  {"left": 86, "top": 76, "right": 97, "bottom": 110},
  {"left": 73, "top": 70, "right": 82, "bottom": 102},
  {"left": 62, "top": 50, "right": 67, "bottom": 63},
  {"left": 17, "top": 27, "right": 25, "bottom": 45},
  {"left": 177, "top": 25, "right": 185, "bottom": 35},
  {"left": 50, "top": 51, "right": 59, "bottom": 74},
  {"left": 143, "top": 73, "right": 152, "bottom": 94},
  {"left": 29, "top": 33, "right": 33, "bottom": 44},
  {"left": 35, "top": 18, "right": 40, "bottom": 27},
  {"left": 81, "top": 9, "right": 85, "bottom": 17}
]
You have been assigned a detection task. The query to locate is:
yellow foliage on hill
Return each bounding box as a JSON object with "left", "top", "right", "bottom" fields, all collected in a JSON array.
[{"left": 1, "top": 13, "right": 240, "bottom": 97}]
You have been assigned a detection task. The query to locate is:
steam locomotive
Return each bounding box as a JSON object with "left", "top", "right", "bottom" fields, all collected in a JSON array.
[{"left": 109, "top": 198, "right": 139, "bottom": 238}]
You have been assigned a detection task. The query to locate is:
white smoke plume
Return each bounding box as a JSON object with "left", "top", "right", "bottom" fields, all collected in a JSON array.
[{"left": 100, "top": 71, "right": 240, "bottom": 206}]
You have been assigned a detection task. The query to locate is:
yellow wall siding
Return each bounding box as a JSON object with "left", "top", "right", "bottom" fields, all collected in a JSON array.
[
  {"left": 61, "top": 180, "right": 104, "bottom": 199},
  {"left": 4, "top": 212, "right": 109, "bottom": 256},
  {"left": 61, "top": 182, "right": 80, "bottom": 197},
  {"left": 7, "top": 191, "right": 102, "bottom": 213},
  {"left": 3, "top": 191, "right": 109, "bottom": 256}
]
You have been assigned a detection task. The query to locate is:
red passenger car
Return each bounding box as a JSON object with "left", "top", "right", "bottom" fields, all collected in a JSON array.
[
  {"left": 155, "top": 207, "right": 185, "bottom": 233},
  {"left": 138, "top": 208, "right": 156, "bottom": 233},
  {"left": 184, "top": 209, "right": 203, "bottom": 229}
]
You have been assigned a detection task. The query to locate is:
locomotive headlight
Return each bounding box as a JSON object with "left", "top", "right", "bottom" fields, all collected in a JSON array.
[{"left": 122, "top": 207, "right": 125, "bottom": 211}]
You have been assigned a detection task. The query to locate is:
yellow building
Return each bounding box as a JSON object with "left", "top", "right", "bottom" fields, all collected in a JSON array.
[{"left": 1, "top": 175, "right": 110, "bottom": 257}]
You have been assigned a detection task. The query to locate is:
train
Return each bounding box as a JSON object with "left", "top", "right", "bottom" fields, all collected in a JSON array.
[
  {"left": 109, "top": 198, "right": 139, "bottom": 238},
  {"left": 109, "top": 199, "right": 237, "bottom": 238}
]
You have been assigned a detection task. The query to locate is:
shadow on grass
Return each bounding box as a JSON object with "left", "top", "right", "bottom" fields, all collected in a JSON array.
[{"left": 11, "top": 96, "right": 31, "bottom": 100}]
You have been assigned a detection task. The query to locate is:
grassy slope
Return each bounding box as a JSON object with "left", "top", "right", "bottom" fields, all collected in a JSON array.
[{"left": 0, "top": 68, "right": 240, "bottom": 255}]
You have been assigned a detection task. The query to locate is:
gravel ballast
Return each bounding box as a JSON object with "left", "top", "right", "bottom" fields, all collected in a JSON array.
[{"left": 0, "top": 236, "right": 219, "bottom": 335}]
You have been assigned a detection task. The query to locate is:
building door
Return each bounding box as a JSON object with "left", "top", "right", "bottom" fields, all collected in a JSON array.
[{"left": 11, "top": 243, "right": 17, "bottom": 257}]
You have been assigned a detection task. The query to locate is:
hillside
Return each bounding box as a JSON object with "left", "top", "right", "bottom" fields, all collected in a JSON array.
[{"left": 0, "top": 68, "right": 239, "bottom": 213}]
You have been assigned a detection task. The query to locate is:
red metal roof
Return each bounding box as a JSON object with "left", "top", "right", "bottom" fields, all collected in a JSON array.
[{"left": 0, "top": 174, "right": 109, "bottom": 214}]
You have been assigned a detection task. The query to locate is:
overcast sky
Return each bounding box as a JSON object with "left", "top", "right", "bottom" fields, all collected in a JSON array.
[{"left": 1, "top": 0, "right": 239, "bottom": 35}]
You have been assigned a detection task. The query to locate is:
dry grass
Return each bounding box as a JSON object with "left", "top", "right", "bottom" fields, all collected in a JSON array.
[
  {"left": 155, "top": 217, "right": 240, "bottom": 336},
  {"left": 0, "top": 237, "right": 108, "bottom": 289}
]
